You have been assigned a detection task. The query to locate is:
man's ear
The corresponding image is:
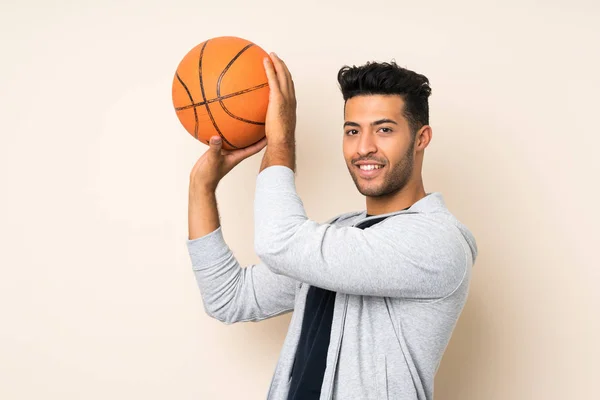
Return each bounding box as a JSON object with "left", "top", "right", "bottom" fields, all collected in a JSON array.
[{"left": 415, "top": 125, "right": 432, "bottom": 151}]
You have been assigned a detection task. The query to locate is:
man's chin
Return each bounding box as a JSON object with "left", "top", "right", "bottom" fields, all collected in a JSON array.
[
  {"left": 355, "top": 182, "right": 385, "bottom": 197},
  {"left": 348, "top": 170, "right": 386, "bottom": 196}
]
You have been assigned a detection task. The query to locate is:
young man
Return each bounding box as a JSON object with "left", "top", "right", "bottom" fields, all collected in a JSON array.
[{"left": 186, "top": 54, "right": 478, "bottom": 400}]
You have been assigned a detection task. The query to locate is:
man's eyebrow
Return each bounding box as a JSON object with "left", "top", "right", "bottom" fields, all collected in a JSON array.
[
  {"left": 343, "top": 119, "right": 398, "bottom": 128},
  {"left": 372, "top": 119, "right": 398, "bottom": 126}
]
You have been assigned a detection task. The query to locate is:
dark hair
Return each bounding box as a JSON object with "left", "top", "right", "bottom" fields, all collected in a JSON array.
[{"left": 337, "top": 61, "right": 432, "bottom": 135}]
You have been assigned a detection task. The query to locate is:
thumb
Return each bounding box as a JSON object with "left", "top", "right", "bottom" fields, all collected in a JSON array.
[{"left": 208, "top": 136, "right": 222, "bottom": 154}]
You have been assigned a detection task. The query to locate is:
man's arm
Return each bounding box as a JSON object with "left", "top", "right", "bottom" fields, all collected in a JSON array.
[
  {"left": 188, "top": 187, "right": 219, "bottom": 240},
  {"left": 260, "top": 141, "right": 295, "bottom": 173},
  {"left": 186, "top": 135, "right": 296, "bottom": 324},
  {"left": 187, "top": 224, "right": 297, "bottom": 324},
  {"left": 253, "top": 166, "right": 470, "bottom": 299}
]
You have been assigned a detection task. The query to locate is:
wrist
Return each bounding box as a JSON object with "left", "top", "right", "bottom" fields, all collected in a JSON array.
[
  {"left": 261, "top": 140, "right": 296, "bottom": 172},
  {"left": 189, "top": 182, "right": 217, "bottom": 201},
  {"left": 187, "top": 186, "right": 220, "bottom": 240},
  {"left": 267, "top": 138, "right": 295, "bottom": 148}
]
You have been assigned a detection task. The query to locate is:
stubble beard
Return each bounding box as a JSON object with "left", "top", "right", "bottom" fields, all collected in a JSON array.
[{"left": 347, "top": 141, "right": 415, "bottom": 198}]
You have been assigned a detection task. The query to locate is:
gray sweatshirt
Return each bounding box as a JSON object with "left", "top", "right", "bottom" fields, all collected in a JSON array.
[{"left": 186, "top": 166, "right": 478, "bottom": 399}]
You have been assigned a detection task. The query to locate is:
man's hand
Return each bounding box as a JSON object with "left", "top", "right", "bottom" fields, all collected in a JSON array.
[
  {"left": 188, "top": 135, "right": 266, "bottom": 240},
  {"left": 260, "top": 53, "right": 297, "bottom": 172},
  {"left": 190, "top": 135, "right": 267, "bottom": 193}
]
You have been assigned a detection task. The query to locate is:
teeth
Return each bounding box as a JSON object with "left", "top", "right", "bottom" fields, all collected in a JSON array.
[{"left": 359, "top": 165, "right": 382, "bottom": 171}]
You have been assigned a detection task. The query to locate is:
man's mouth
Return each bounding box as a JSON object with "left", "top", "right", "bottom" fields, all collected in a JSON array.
[
  {"left": 358, "top": 164, "right": 383, "bottom": 171},
  {"left": 355, "top": 163, "right": 385, "bottom": 178}
]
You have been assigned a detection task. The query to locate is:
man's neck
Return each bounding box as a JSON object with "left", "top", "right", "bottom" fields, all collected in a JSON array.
[{"left": 365, "top": 182, "right": 427, "bottom": 216}]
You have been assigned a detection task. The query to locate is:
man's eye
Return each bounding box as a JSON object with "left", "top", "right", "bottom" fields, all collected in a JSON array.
[
  {"left": 345, "top": 130, "right": 358, "bottom": 135},
  {"left": 379, "top": 127, "right": 393, "bottom": 133}
]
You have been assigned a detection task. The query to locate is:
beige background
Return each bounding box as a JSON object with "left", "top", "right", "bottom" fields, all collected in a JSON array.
[{"left": 1, "top": 0, "right": 598, "bottom": 399}]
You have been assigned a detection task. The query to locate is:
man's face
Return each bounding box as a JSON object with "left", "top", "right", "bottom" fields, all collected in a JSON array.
[{"left": 343, "top": 94, "right": 416, "bottom": 198}]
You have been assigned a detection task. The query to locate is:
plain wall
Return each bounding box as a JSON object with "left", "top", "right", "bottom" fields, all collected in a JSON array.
[{"left": 1, "top": 0, "right": 598, "bottom": 398}]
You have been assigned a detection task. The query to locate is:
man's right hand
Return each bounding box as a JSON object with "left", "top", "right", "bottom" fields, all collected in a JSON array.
[
  {"left": 188, "top": 135, "right": 266, "bottom": 240},
  {"left": 189, "top": 135, "right": 267, "bottom": 193}
]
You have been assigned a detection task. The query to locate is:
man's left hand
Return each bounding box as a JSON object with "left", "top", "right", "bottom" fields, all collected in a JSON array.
[{"left": 263, "top": 53, "right": 297, "bottom": 146}]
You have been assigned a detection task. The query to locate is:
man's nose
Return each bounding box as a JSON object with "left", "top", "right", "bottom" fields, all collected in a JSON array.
[{"left": 357, "top": 131, "right": 377, "bottom": 157}]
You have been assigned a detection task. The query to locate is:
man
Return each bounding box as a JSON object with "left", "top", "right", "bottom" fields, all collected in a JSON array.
[{"left": 186, "top": 53, "right": 478, "bottom": 400}]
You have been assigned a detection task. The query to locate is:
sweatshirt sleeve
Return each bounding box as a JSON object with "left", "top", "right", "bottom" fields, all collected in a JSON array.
[
  {"left": 186, "top": 226, "right": 297, "bottom": 324},
  {"left": 253, "top": 166, "right": 469, "bottom": 299}
]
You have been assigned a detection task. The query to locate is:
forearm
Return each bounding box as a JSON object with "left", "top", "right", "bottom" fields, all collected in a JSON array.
[
  {"left": 188, "top": 183, "right": 220, "bottom": 240},
  {"left": 260, "top": 141, "right": 296, "bottom": 173}
]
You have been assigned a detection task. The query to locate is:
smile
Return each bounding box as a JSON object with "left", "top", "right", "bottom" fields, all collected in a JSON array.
[
  {"left": 355, "top": 164, "right": 384, "bottom": 179},
  {"left": 358, "top": 165, "right": 383, "bottom": 171}
]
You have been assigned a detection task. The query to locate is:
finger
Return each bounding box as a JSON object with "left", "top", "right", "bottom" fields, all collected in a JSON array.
[
  {"left": 208, "top": 135, "right": 223, "bottom": 156},
  {"left": 263, "top": 56, "right": 281, "bottom": 96},
  {"left": 269, "top": 52, "right": 289, "bottom": 97},
  {"left": 288, "top": 71, "right": 296, "bottom": 101},
  {"left": 289, "top": 73, "right": 296, "bottom": 100},
  {"left": 272, "top": 53, "right": 295, "bottom": 98},
  {"left": 229, "top": 137, "right": 267, "bottom": 165}
]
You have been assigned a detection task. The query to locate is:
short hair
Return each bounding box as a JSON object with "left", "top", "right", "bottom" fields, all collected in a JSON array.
[{"left": 337, "top": 61, "right": 432, "bottom": 134}]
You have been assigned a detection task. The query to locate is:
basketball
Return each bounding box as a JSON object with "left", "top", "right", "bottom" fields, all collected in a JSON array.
[{"left": 172, "top": 36, "right": 270, "bottom": 150}]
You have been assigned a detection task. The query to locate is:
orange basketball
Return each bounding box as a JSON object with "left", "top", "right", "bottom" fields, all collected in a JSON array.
[{"left": 172, "top": 36, "right": 270, "bottom": 150}]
